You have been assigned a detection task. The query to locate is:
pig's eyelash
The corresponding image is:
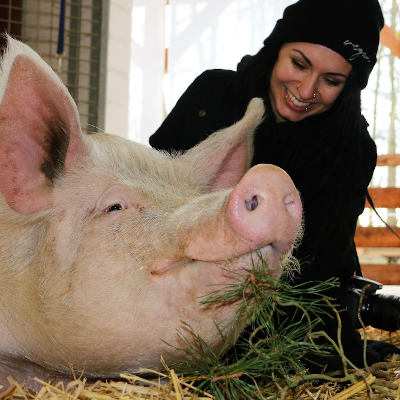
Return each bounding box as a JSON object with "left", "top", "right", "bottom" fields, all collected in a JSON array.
[{"left": 104, "top": 203, "right": 125, "bottom": 213}]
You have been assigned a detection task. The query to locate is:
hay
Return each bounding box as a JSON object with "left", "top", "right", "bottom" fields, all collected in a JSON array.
[
  {"left": 0, "top": 369, "right": 212, "bottom": 400},
  {"left": 361, "top": 326, "right": 400, "bottom": 348},
  {"left": 2, "top": 338, "right": 400, "bottom": 400},
  {"left": 289, "top": 356, "right": 400, "bottom": 399},
  {"left": 0, "top": 366, "right": 398, "bottom": 399}
]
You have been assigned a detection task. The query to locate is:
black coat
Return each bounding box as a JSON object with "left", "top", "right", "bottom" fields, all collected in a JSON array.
[{"left": 149, "top": 68, "right": 378, "bottom": 366}]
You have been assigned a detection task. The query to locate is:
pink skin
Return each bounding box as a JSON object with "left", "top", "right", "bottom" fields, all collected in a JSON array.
[
  {"left": 269, "top": 42, "right": 352, "bottom": 123},
  {"left": 184, "top": 164, "right": 302, "bottom": 265}
]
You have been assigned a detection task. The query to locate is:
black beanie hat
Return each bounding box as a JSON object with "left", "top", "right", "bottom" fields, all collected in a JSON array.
[{"left": 265, "top": 0, "right": 384, "bottom": 89}]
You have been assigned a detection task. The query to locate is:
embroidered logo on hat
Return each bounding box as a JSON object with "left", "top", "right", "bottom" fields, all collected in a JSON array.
[{"left": 343, "top": 40, "right": 371, "bottom": 63}]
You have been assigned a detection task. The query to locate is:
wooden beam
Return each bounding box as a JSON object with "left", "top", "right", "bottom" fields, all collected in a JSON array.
[
  {"left": 377, "top": 154, "right": 400, "bottom": 166},
  {"left": 361, "top": 264, "right": 400, "bottom": 285},
  {"left": 366, "top": 187, "right": 400, "bottom": 208},
  {"left": 357, "top": 247, "right": 400, "bottom": 259},
  {"left": 380, "top": 25, "right": 400, "bottom": 58},
  {"left": 355, "top": 227, "right": 400, "bottom": 247}
]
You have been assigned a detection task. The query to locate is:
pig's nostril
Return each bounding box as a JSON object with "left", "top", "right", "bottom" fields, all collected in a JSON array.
[
  {"left": 245, "top": 195, "right": 259, "bottom": 211},
  {"left": 284, "top": 193, "right": 296, "bottom": 206},
  {"left": 283, "top": 192, "right": 302, "bottom": 220}
]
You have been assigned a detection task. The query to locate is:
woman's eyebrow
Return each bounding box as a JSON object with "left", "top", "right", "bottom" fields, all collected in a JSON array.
[
  {"left": 292, "top": 49, "right": 312, "bottom": 66},
  {"left": 292, "top": 49, "right": 349, "bottom": 78}
]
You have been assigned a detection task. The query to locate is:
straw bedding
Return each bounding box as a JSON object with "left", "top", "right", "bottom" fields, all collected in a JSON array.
[{"left": 1, "top": 328, "right": 400, "bottom": 400}]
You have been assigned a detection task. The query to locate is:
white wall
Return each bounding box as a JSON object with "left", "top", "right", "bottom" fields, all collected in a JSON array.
[
  {"left": 104, "top": 0, "right": 133, "bottom": 138},
  {"left": 129, "top": 0, "right": 165, "bottom": 143},
  {"left": 163, "top": 1, "right": 293, "bottom": 115}
]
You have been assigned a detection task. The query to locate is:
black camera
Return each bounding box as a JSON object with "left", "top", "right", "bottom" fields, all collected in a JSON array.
[{"left": 346, "top": 275, "right": 400, "bottom": 332}]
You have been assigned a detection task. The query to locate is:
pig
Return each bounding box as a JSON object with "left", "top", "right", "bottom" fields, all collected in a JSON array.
[{"left": 0, "top": 35, "right": 303, "bottom": 389}]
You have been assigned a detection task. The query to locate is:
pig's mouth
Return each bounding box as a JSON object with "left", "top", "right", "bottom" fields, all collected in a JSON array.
[
  {"left": 150, "top": 212, "right": 303, "bottom": 278},
  {"left": 240, "top": 243, "right": 296, "bottom": 278},
  {"left": 150, "top": 242, "right": 292, "bottom": 279}
]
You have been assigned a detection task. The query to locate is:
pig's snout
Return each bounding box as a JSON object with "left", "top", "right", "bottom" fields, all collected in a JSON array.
[
  {"left": 227, "top": 164, "right": 302, "bottom": 253},
  {"left": 183, "top": 164, "right": 302, "bottom": 264}
]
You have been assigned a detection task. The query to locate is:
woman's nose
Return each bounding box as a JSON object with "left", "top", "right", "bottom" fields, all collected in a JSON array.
[{"left": 297, "top": 74, "right": 318, "bottom": 100}]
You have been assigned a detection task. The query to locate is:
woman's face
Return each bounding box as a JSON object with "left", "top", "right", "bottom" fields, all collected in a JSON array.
[{"left": 269, "top": 42, "right": 352, "bottom": 123}]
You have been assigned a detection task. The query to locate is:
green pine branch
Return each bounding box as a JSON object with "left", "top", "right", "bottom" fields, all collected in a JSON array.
[{"left": 170, "top": 255, "right": 358, "bottom": 399}]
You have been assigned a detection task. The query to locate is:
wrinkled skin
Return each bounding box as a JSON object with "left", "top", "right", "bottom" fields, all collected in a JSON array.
[{"left": 0, "top": 37, "right": 303, "bottom": 389}]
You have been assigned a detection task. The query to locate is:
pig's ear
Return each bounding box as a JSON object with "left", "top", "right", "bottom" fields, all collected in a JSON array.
[
  {"left": 0, "top": 36, "right": 86, "bottom": 214},
  {"left": 180, "top": 98, "right": 265, "bottom": 190}
]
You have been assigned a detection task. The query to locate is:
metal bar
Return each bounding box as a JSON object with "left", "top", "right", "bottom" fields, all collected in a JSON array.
[
  {"left": 67, "top": 0, "right": 81, "bottom": 101},
  {"left": 96, "top": 0, "right": 109, "bottom": 132},
  {"left": 57, "top": 0, "right": 66, "bottom": 54},
  {"left": 87, "top": 0, "right": 102, "bottom": 132}
]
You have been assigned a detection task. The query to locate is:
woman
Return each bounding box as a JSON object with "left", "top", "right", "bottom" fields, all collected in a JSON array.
[{"left": 150, "top": 0, "right": 392, "bottom": 367}]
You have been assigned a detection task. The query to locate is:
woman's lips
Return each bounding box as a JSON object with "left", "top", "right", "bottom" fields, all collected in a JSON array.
[{"left": 284, "top": 88, "right": 314, "bottom": 112}]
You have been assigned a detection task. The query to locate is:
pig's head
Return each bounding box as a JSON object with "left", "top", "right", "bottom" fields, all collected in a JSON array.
[{"left": 0, "top": 36, "right": 302, "bottom": 380}]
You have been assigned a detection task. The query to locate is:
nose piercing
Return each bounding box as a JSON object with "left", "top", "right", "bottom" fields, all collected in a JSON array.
[{"left": 297, "top": 85, "right": 319, "bottom": 101}]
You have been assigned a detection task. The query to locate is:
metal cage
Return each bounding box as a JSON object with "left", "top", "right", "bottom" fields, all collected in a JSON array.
[{"left": 0, "top": 0, "right": 107, "bottom": 132}]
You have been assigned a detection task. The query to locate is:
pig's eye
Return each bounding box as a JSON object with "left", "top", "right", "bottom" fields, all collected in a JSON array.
[{"left": 104, "top": 203, "right": 124, "bottom": 213}]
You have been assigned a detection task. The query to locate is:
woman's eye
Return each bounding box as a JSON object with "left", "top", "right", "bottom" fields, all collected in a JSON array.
[
  {"left": 324, "top": 77, "right": 343, "bottom": 87},
  {"left": 291, "top": 58, "right": 306, "bottom": 70},
  {"left": 105, "top": 203, "right": 124, "bottom": 213}
]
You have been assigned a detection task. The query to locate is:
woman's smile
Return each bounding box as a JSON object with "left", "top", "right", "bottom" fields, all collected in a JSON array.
[{"left": 284, "top": 86, "right": 315, "bottom": 112}]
